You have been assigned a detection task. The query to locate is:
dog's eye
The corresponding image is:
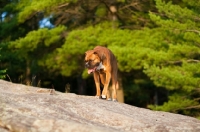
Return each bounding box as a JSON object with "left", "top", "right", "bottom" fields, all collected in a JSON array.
[{"left": 89, "top": 59, "right": 94, "bottom": 62}]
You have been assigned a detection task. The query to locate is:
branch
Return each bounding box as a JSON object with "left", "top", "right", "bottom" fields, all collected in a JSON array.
[
  {"left": 173, "top": 105, "right": 200, "bottom": 112},
  {"left": 183, "top": 105, "right": 200, "bottom": 110},
  {"left": 64, "top": 10, "right": 82, "bottom": 15},
  {"left": 185, "top": 29, "right": 200, "bottom": 34},
  {"left": 119, "top": 2, "right": 138, "bottom": 10},
  {"left": 57, "top": 3, "right": 69, "bottom": 8},
  {"left": 194, "top": 97, "right": 200, "bottom": 101},
  {"left": 187, "top": 59, "right": 200, "bottom": 63},
  {"left": 166, "top": 59, "right": 200, "bottom": 65}
]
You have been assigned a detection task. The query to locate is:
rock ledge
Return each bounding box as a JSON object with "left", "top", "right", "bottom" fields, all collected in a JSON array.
[{"left": 0, "top": 80, "right": 200, "bottom": 132}]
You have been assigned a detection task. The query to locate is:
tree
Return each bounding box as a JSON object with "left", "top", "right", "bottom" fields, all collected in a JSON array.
[{"left": 144, "top": 0, "right": 200, "bottom": 117}]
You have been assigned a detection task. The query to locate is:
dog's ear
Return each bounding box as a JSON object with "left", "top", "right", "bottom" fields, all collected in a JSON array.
[
  {"left": 85, "top": 50, "right": 94, "bottom": 56},
  {"left": 94, "top": 50, "right": 105, "bottom": 61}
]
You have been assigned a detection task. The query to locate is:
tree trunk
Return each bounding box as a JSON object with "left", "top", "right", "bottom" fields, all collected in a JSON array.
[
  {"left": 25, "top": 60, "right": 31, "bottom": 85},
  {"left": 77, "top": 75, "right": 86, "bottom": 95}
]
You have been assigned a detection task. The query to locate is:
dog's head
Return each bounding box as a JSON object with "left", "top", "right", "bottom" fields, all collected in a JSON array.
[{"left": 84, "top": 49, "right": 103, "bottom": 74}]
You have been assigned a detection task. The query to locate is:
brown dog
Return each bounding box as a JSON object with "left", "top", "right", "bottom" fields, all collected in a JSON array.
[{"left": 85, "top": 46, "right": 118, "bottom": 101}]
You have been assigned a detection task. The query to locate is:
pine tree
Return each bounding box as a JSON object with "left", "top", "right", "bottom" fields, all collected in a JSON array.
[{"left": 144, "top": 0, "right": 200, "bottom": 117}]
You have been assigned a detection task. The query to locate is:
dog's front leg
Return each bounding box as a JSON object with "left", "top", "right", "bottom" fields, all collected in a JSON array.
[
  {"left": 100, "top": 73, "right": 111, "bottom": 100},
  {"left": 93, "top": 72, "right": 101, "bottom": 99},
  {"left": 101, "top": 72, "right": 111, "bottom": 99}
]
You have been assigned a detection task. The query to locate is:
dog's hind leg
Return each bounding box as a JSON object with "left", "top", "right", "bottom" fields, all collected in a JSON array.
[{"left": 111, "top": 73, "right": 118, "bottom": 102}]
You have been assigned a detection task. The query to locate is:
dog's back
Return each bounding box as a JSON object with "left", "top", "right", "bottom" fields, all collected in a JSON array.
[{"left": 94, "top": 46, "right": 117, "bottom": 68}]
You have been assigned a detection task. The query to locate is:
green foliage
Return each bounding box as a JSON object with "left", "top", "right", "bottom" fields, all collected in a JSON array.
[
  {"left": 148, "top": 93, "right": 199, "bottom": 113},
  {"left": 0, "top": 69, "right": 6, "bottom": 79},
  {"left": 145, "top": 63, "right": 200, "bottom": 92},
  {"left": 145, "top": 0, "right": 200, "bottom": 117},
  {"left": 95, "top": 4, "right": 107, "bottom": 17},
  {"left": 10, "top": 25, "right": 66, "bottom": 59},
  {"left": 16, "top": 0, "right": 77, "bottom": 23},
  {"left": 0, "top": 49, "right": 6, "bottom": 79}
]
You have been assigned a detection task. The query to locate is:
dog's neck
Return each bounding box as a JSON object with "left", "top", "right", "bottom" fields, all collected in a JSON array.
[{"left": 96, "top": 62, "right": 106, "bottom": 71}]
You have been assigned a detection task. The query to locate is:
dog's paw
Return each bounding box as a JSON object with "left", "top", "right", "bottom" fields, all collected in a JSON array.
[
  {"left": 112, "top": 99, "right": 118, "bottom": 102},
  {"left": 101, "top": 95, "right": 106, "bottom": 99},
  {"left": 107, "top": 98, "right": 112, "bottom": 101},
  {"left": 95, "top": 96, "right": 101, "bottom": 99}
]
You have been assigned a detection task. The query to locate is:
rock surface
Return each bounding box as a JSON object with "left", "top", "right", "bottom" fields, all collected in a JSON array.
[{"left": 0, "top": 80, "right": 200, "bottom": 132}]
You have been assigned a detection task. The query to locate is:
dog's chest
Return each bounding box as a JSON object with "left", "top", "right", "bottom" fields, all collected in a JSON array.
[{"left": 96, "top": 62, "right": 106, "bottom": 71}]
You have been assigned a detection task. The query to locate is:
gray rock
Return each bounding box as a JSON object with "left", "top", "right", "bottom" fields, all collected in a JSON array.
[{"left": 0, "top": 80, "right": 200, "bottom": 132}]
